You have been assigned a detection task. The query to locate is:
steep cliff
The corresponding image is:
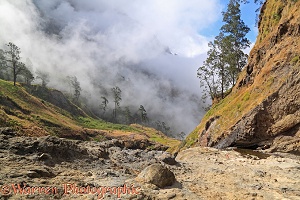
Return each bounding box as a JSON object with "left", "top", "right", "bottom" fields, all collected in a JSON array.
[{"left": 184, "top": 0, "right": 300, "bottom": 153}]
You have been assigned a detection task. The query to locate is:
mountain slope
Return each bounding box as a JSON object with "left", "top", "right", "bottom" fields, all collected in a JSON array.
[
  {"left": 0, "top": 80, "right": 179, "bottom": 148},
  {"left": 183, "top": 0, "right": 300, "bottom": 153}
]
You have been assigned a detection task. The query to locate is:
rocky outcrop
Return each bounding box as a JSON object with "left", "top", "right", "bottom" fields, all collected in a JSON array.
[
  {"left": 0, "top": 130, "right": 177, "bottom": 199},
  {"left": 188, "top": 0, "right": 300, "bottom": 153},
  {"left": 171, "top": 147, "right": 300, "bottom": 200}
]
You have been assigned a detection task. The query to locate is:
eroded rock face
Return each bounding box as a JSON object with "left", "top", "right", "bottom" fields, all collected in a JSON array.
[{"left": 196, "top": 0, "right": 300, "bottom": 152}]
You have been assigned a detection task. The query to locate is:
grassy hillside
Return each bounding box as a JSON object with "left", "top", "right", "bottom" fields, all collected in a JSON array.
[
  {"left": 0, "top": 79, "right": 180, "bottom": 148},
  {"left": 181, "top": 0, "right": 300, "bottom": 150}
]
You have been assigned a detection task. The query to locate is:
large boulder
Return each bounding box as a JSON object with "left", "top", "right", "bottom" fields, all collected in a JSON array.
[{"left": 136, "top": 164, "right": 176, "bottom": 188}]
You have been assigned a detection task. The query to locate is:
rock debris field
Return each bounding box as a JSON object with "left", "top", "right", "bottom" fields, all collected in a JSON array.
[{"left": 0, "top": 130, "right": 300, "bottom": 200}]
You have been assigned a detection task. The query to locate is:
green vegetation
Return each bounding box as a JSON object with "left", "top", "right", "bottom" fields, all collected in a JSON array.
[
  {"left": 150, "top": 135, "right": 179, "bottom": 148},
  {"left": 273, "top": 6, "right": 283, "bottom": 22},
  {"left": 67, "top": 76, "right": 81, "bottom": 105},
  {"left": 197, "top": 0, "right": 250, "bottom": 103},
  {"left": 0, "top": 78, "right": 179, "bottom": 149},
  {"left": 257, "top": 0, "right": 298, "bottom": 42},
  {"left": 93, "top": 134, "right": 107, "bottom": 142},
  {"left": 0, "top": 42, "right": 178, "bottom": 141},
  {"left": 291, "top": 55, "right": 299, "bottom": 65},
  {"left": 242, "top": 91, "right": 250, "bottom": 101},
  {"left": 77, "top": 116, "right": 139, "bottom": 132},
  {"left": 111, "top": 86, "right": 122, "bottom": 121},
  {"left": 183, "top": 127, "right": 200, "bottom": 148},
  {"left": 130, "top": 124, "right": 180, "bottom": 148},
  {"left": 184, "top": 71, "right": 280, "bottom": 148},
  {"left": 179, "top": 0, "right": 300, "bottom": 151}
]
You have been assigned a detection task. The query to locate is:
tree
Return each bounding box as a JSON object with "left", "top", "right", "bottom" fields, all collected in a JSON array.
[
  {"left": 198, "top": 0, "right": 250, "bottom": 103},
  {"left": 0, "top": 49, "right": 5, "bottom": 67},
  {"left": 20, "top": 65, "right": 34, "bottom": 85},
  {"left": 177, "top": 132, "right": 186, "bottom": 140},
  {"left": 155, "top": 120, "right": 171, "bottom": 135},
  {"left": 220, "top": 0, "right": 250, "bottom": 85},
  {"left": 123, "top": 106, "right": 132, "bottom": 124},
  {"left": 138, "top": 105, "right": 148, "bottom": 123},
  {"left": 68, "top": 76, "right": 81, "bottom": 105},
  {"left": 100, "top": 96, "right": 109, "bottom": 114},
  {"left": 111, "top": 86, "right": 122, "bottom": 120},
  {"left": 22, "top": 58, "right": 34, "bottom": 85},
  {"left": 36, "top": 70, "right": 50, "bottom": 87},
  {"left": 198, "top": 36, "right": 229, "bottom": 101},
  {"left": 161, "top": 121, "right": 171, "bottom": 136},
  {"left": 0, "top": 49, "right": 6, "bottom": 79},
  {"left": 5, "top": 42, "right": 25, "bottom": 86}
]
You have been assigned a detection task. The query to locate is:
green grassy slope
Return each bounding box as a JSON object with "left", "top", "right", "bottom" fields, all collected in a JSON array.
[
  {"left": 180, "top": 0, "right": 300, "bottom": 150},
  {"left": 0, "top": 80, "right": 180, "bottom": 148}
]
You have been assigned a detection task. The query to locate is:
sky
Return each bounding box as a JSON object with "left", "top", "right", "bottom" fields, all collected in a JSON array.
[
  {"left": 204, "top": 0, "right": 259, "bottom": 43},
  {"left": 0, "top": 0, "right": 259, "bottom": 135}
]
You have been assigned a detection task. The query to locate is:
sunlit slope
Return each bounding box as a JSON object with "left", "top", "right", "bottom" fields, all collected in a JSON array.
[
  {"left": 0, "top": 80, "right": 179, "bottom": 148},
  {"left": 182, "top": 0, "right": 300, "bottom": 151}
]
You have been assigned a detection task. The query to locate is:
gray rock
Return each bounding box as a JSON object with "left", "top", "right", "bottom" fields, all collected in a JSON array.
[
  {"left": 158, "top": 153, "right": 178, "bottom": 165},
  {"left": 136, "top": 164, "right": 176, "bottom": 188},
  {"left": 26, "top": 167, "right": 55, "bottom": 178}
]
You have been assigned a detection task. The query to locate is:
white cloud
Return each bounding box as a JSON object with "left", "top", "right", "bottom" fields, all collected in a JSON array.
[{"left": 0, "top": 0, "right": 223, "bottom": 134}]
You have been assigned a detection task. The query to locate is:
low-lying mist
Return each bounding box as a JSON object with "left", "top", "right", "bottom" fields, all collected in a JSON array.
[{"left": 0, "top": 0, "right": 223, "bottom": 135}]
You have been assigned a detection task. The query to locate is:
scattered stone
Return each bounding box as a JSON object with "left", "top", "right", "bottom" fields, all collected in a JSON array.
[
  {"left": 26, "top": 167, "right": 55, "bottom": 178},
  {"left": 38, "top": 153, "right": 52, "bottom": 160},
  {"left": 0, "top": 127, "right": 16, "bottom": 136}
]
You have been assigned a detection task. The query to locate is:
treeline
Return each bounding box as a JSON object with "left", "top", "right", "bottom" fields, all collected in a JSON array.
[
  {"left": 98, "top": 86, "right": 177, "bottom": 137},
  {"left": 0, "top": 43, "right": 34, "bottom": 86},
  {"left": 0, "top": 42, "right": 179, "bottom": 138}
]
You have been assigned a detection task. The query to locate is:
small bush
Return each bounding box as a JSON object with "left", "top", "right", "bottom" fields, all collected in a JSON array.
[
  {"left": 242, "top": 91, "right": 250, "bottom": 101},
  {"left": 291, "top": 55, "right": 299, "bottom": 64}
]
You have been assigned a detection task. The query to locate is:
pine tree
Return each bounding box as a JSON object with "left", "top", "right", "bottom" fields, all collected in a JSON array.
[
  {"left": 5, "top": 42, "right": 25, "bottom": 86},
  {"left": 20, "top": 65, "right": 34, "bottom": 85},
  {"left": 22, "top": 58, "right": 34, "bottom": 85},
  {"left": 138, "top": 105, "right": 148, "bottom": 123},
  {"left": 100, "top": 96, "right": 109, "bottom": 114},
  {"left": 68, "top": 76, "right": 81, "bottom": 105},
  {"left": 220, "top": 0, "right": 250, "bottom": 85},
  {"left": 36, "top": 70, "right": 50, "bottom": 87},
  {"left": 0, "top": 49, "right": 6, "bottom": 79},
  {"left": 124, "top": 106, "right": 132, "bottom": 124},
  {"left": 198, "top": 0, "right": 250, "bottom": 103},
  {"left": 111, "top": 86, "right": 122, "bottom": 120},
  {"left": 197, "top": 41, "right": 220, "bottom": 101}
]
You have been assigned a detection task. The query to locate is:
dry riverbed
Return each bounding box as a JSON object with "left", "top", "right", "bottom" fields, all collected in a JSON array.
[{"left": 0, "top": 130, "right": 299, "bottom": 200}]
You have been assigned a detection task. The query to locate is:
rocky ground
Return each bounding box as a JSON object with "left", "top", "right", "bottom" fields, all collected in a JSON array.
[{"left": 0, "top": 129, "right": 300, "bottom": 200}]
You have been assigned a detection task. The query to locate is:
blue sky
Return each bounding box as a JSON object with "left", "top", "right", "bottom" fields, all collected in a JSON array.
[{"left": 201, "top": 0, "right": 259, "bottom": 43}]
